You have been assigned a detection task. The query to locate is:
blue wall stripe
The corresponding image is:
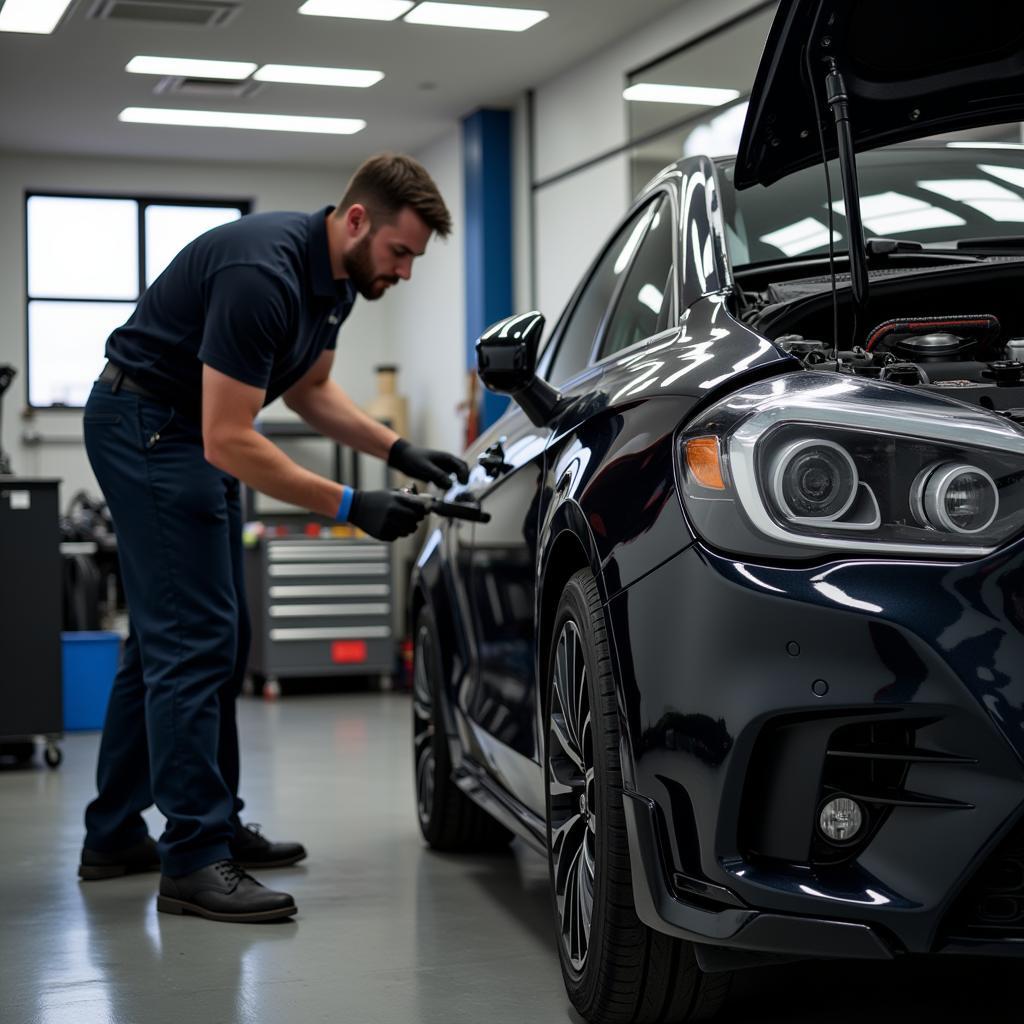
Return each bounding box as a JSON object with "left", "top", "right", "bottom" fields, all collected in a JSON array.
[{"left": 463, "top": 108, "right": 513, "bottom": 429}]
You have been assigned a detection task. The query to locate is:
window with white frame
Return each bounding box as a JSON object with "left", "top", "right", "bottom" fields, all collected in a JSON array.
[{"left": 25, "top": 193, "right": 249, "bottom": 408}]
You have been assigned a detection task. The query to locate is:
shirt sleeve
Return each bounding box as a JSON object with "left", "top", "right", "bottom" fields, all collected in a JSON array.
[{"left": 198, "top": 265, "right": 293, "bottom": 391}]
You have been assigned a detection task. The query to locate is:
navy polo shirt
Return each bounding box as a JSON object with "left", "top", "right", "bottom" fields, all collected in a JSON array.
[{"left": 106, "top": 206, "right": 356, "bottom": 422}]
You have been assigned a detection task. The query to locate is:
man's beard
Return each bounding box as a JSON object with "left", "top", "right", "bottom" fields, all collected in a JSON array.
[{"left": 343, "top": 234, "right": 398, "bottom": 300}]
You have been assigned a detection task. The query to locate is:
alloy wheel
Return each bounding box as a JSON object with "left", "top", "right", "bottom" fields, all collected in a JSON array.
[
  {"left": 413, "top": 624, "right": 436, "bottom": 829},
  {"left": 548, "top": 620, "right": 596, "bottom": 974}
]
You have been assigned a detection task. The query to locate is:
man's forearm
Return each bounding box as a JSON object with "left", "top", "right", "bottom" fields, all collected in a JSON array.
[
  {"left": 205, "top": 427, "right": 343, "bottom": 519},
  {"left": 287, "top": 378, "right": 398, "bottom": 460}
]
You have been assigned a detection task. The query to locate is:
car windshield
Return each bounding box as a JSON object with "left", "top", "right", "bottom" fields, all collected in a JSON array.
[{"left": 718, "top": 144, "right": 1024, "bottom": 265}]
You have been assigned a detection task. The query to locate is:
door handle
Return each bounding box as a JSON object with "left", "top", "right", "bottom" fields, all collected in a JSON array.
[{"left": 478, "top": 439, "right": 513, "bottom": 478}]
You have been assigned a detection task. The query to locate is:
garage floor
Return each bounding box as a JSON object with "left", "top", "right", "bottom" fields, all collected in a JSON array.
[{"left": 0, "top": 694, "right": 1019, "bottom": 1024}]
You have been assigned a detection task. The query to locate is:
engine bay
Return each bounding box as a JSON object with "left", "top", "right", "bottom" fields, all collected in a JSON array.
[{"left": 736, "top": 258, "right": 1024, "bottom": 421}]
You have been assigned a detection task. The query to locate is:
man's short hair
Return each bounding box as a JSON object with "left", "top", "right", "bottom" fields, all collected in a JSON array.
[{"left": 337, "top": 153, "right": 452, "bottom": 238}]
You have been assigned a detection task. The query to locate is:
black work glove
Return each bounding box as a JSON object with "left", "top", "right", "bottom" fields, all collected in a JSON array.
[
  {"left": 348, "top": 489, "right": 428, "bottom": 542},
  {"left": 388, "top": 438, "right": 470, "bottom": 489}
]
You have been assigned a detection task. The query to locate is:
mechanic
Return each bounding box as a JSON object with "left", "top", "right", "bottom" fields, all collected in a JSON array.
[{"left": 77, "top": 153, "right": 468, "bottom": 923}]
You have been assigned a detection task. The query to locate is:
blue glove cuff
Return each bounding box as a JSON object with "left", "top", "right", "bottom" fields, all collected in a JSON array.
[{"left": 335, "top": 486, "right": 355, "bottom": 523}]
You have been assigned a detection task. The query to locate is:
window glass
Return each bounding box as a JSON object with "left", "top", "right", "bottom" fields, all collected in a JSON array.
[
  {"left": 547, "top": 202, "right": 656, "bottom": 385},
  {"left": 25, "top": 194, "right": 247, "bottom": 408},
  {"left": 719, "top": 146, "right": 1024, "bottom": 266},
  {"left": 28, "top": 301, "right": 135, "bottom": 407},
  {"left": 145, "top": 205, "right": 242, "bottom": 286},
  {"left": 27, "top": 196, "right": 139, "bottom": 299},
  {"left": 600, "top": 196, "right": 674, "bottom": 359}
]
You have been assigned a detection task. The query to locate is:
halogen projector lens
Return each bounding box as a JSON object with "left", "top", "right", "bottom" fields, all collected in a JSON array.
[
  {"left": 917, "top": 463, "right": 999, "bottom": 534},
  {"left": 770, "top": 439, "right": 858, "bottom": 520},
  {"left": 819, "top": 797, "right": 864, "bottom": 843}
]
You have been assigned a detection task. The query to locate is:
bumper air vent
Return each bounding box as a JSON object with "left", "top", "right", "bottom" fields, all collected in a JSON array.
[
  {"left": 944, "top": 814, "right": 1024, "bottom": 939},
  {"left": 811, "top": 717, "right": 976, "bottom": 864},
  {"left": 740, "top": 711, "right": 976, "bottom": 866}
]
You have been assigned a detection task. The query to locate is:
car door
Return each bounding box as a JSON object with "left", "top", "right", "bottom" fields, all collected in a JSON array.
[{"left": 456, "top": 195, "right": 670, "bottom": 818}]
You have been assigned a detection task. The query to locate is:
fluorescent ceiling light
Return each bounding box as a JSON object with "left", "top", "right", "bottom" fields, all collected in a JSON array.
[
  {"left": 0, "top": 0, "right": 74, "bottom": 34},
  {"left": 126, "top": 56, "right": 257, "bottom": 80},
  {"left": 918, "top": 178, "right": 1024, "bottom": 223},
  {"left": 638, "top": 284, "right": 664, "bottom": 314},
  {"left": 832, "top": 191, "right": 965, "bottom": 235},
  {"left": 404, "top": 3, "right": 548, "bottom": 31},
  {"left": 119, "top": 108, "right": 365, "bottom": 135},
  {"left": 760, "top": 217, "right": 839, "bottom": 257},
  {"left": 254, "top": 64, "right": 384, "bottom": 88},
  {"left": 298, "top": 0, "right": 413, "bottom": 19},
  {"left": 947, "top": 141, "right": 1024, "bottom": 151},
  {"left": 624, "top": 83, "right": 740, "bottom": 107},
  {"left": 979, "top": 163, "right": 1024, "bottom": 189}
]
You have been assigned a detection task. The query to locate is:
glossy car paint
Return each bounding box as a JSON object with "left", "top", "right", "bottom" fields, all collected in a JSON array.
[{"left": 410, "top": 152, "right": 1024, "bottom": 962}]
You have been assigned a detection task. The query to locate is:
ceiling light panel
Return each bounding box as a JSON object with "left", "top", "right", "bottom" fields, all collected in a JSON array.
[
  {"left": 126, "top": 56, "right": 257, "bottom": 79},
  {"left": 404, "top": 3, "right": 548, "bottom": 31},
  {"left": 254, "top": 65, "right": 384, "bottom": 88},
  {"left": 624, "top": 84, "right": 741, "bottom": 107},
  {"left": 119, "top": 107, "right": 366, "bottom": 134},
  {"left": 0, "top": 0, "right": 74, "bottom": 33},
  {"left": 298, "top": 0, "right": 413, "bottom": 20}
]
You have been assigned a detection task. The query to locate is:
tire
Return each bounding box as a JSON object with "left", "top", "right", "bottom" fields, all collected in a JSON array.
[
  {"left": 544, "top": 570, "right": 731, "bottom": 1023},
  {"left": 412, "top": 604, "right": 514, "bottom": 853}
]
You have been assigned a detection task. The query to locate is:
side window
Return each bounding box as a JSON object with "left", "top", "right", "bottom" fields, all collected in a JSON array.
[
  {"left": 546, "top": 202, "right": 657, "bottom": 386},
  {"left": 599, "top": 195, "right": 674, "bottom": 360}
]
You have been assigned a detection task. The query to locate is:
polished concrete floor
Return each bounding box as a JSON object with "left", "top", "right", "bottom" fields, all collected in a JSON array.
[{"left": 0, "top": 693, "right": 1019, "bottom": 1024}]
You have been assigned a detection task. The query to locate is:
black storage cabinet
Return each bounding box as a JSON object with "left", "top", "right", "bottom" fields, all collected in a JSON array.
[{"left": 0, "top": 478, "right": 63, "bottom": 763}]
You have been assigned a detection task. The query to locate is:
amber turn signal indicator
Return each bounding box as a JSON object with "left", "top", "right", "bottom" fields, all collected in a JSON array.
[{"left": 685, "top": 436, "right": 726, "bottom": 490}]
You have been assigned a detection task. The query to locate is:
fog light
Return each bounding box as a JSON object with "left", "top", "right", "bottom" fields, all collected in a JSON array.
[{"left": 819, "top": 797, "right": 863, "bottom": 843}]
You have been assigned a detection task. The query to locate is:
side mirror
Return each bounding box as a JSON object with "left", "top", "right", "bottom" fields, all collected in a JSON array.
[{"left": 476, "top": 312, "right": 561, "bottom": 427}]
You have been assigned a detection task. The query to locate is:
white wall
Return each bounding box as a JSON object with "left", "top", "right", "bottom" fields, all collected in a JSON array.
[
  {"left": 383, "top": 127, "right": 467, "bottom": 458},
  {"left": 0, "top": 152, "right": 391, "bottom": 501},
  {"left": 531, "top": 0, "right": 765, "bottom": 323}
]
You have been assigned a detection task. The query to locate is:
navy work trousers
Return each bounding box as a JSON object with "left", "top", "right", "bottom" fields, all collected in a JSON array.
[{"left": 82, "top": 380, "right": 249, "bottom": 877}]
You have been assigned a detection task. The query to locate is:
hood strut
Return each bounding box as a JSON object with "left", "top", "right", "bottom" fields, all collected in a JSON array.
[{"left": 824, "top": 57, "right": 869, "bottom": 327}]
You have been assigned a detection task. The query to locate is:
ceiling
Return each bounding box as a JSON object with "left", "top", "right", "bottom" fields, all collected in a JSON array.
[{"left": 0, "top": 0, "right": 685, "bottom": 169}]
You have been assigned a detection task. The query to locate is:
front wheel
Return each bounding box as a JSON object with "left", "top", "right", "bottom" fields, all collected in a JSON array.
[{"left": 545, "top": 570, "right": 730, "bottom": 1023}]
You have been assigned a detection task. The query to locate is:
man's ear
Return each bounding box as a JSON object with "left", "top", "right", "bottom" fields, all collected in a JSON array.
[{"left": 345, "top": 203, "right": 371, "bottom": 237}]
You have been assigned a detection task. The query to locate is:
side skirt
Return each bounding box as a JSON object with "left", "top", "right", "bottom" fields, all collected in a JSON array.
[{"left": 453, "top": 760, "right": 547, "bottom": 856}]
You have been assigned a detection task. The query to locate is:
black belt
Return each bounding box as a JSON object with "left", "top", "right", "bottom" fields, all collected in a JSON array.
[{"left": 99, "top": 362, "right": 162, "bottom": 402}]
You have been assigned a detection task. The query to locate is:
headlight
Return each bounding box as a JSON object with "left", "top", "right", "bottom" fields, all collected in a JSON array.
[{"left": 677, "top": 372, "right": 1024, "bottom": 560}]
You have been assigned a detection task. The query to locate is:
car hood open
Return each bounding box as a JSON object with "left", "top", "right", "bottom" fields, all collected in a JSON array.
[{"left": 734, "top": 0, "right": 1024, "bottom": 189}]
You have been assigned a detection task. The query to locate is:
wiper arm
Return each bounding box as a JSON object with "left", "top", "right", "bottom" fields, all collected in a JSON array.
[
  {"left": 955, "top": 235, "right": 1024, "bottom": 252},
  {"left": 865, "top": 237, "right": 982, "bottom": 263}
]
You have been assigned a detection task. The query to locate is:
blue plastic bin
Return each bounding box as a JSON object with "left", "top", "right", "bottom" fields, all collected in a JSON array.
[{"left": 61, "top": 631, "right": 121, "bottom": 731}]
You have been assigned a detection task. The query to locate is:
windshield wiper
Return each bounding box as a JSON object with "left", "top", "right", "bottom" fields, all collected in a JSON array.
[
  {"left": 955, "top": 235, "right": 1024, "bottom": 253},
  {"left": 865, "top": 237, "right": 983, "bottom": 263}
]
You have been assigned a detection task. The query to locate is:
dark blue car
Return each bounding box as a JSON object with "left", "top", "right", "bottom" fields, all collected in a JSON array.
[{"left": 411, "top": 2, "right": 1024, "bottom": 1020}]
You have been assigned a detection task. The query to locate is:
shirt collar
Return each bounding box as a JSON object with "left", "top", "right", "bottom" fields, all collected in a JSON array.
[{"left": 307, "top": 206, "right": 353, "bottom": 302}]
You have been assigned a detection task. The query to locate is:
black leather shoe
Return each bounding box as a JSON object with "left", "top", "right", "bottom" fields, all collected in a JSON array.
[
  {"left": 230, "top": 822, "right": 307, "bottom": 869},
  {"left": 79, "top": 836, "right": 160, "bottom": 881},
  {"left": 157, "top": 860, "right": 296, "bottom": 922}
]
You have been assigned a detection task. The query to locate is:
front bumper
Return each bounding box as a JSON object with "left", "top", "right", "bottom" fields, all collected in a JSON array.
[{"left": 605, "top": 537, "right": 1024, "bottom": 958}]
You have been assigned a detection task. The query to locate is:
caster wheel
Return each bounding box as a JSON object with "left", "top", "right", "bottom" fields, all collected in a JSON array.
[
  {"left": 241, "top": 675, "right": 256, "bottom": 697},
  {"left": 262, "top": 678, "right": 281, "bottom": 701},
  {"left": 44, "top": 744, "right": 63, "bottom": 769}
]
